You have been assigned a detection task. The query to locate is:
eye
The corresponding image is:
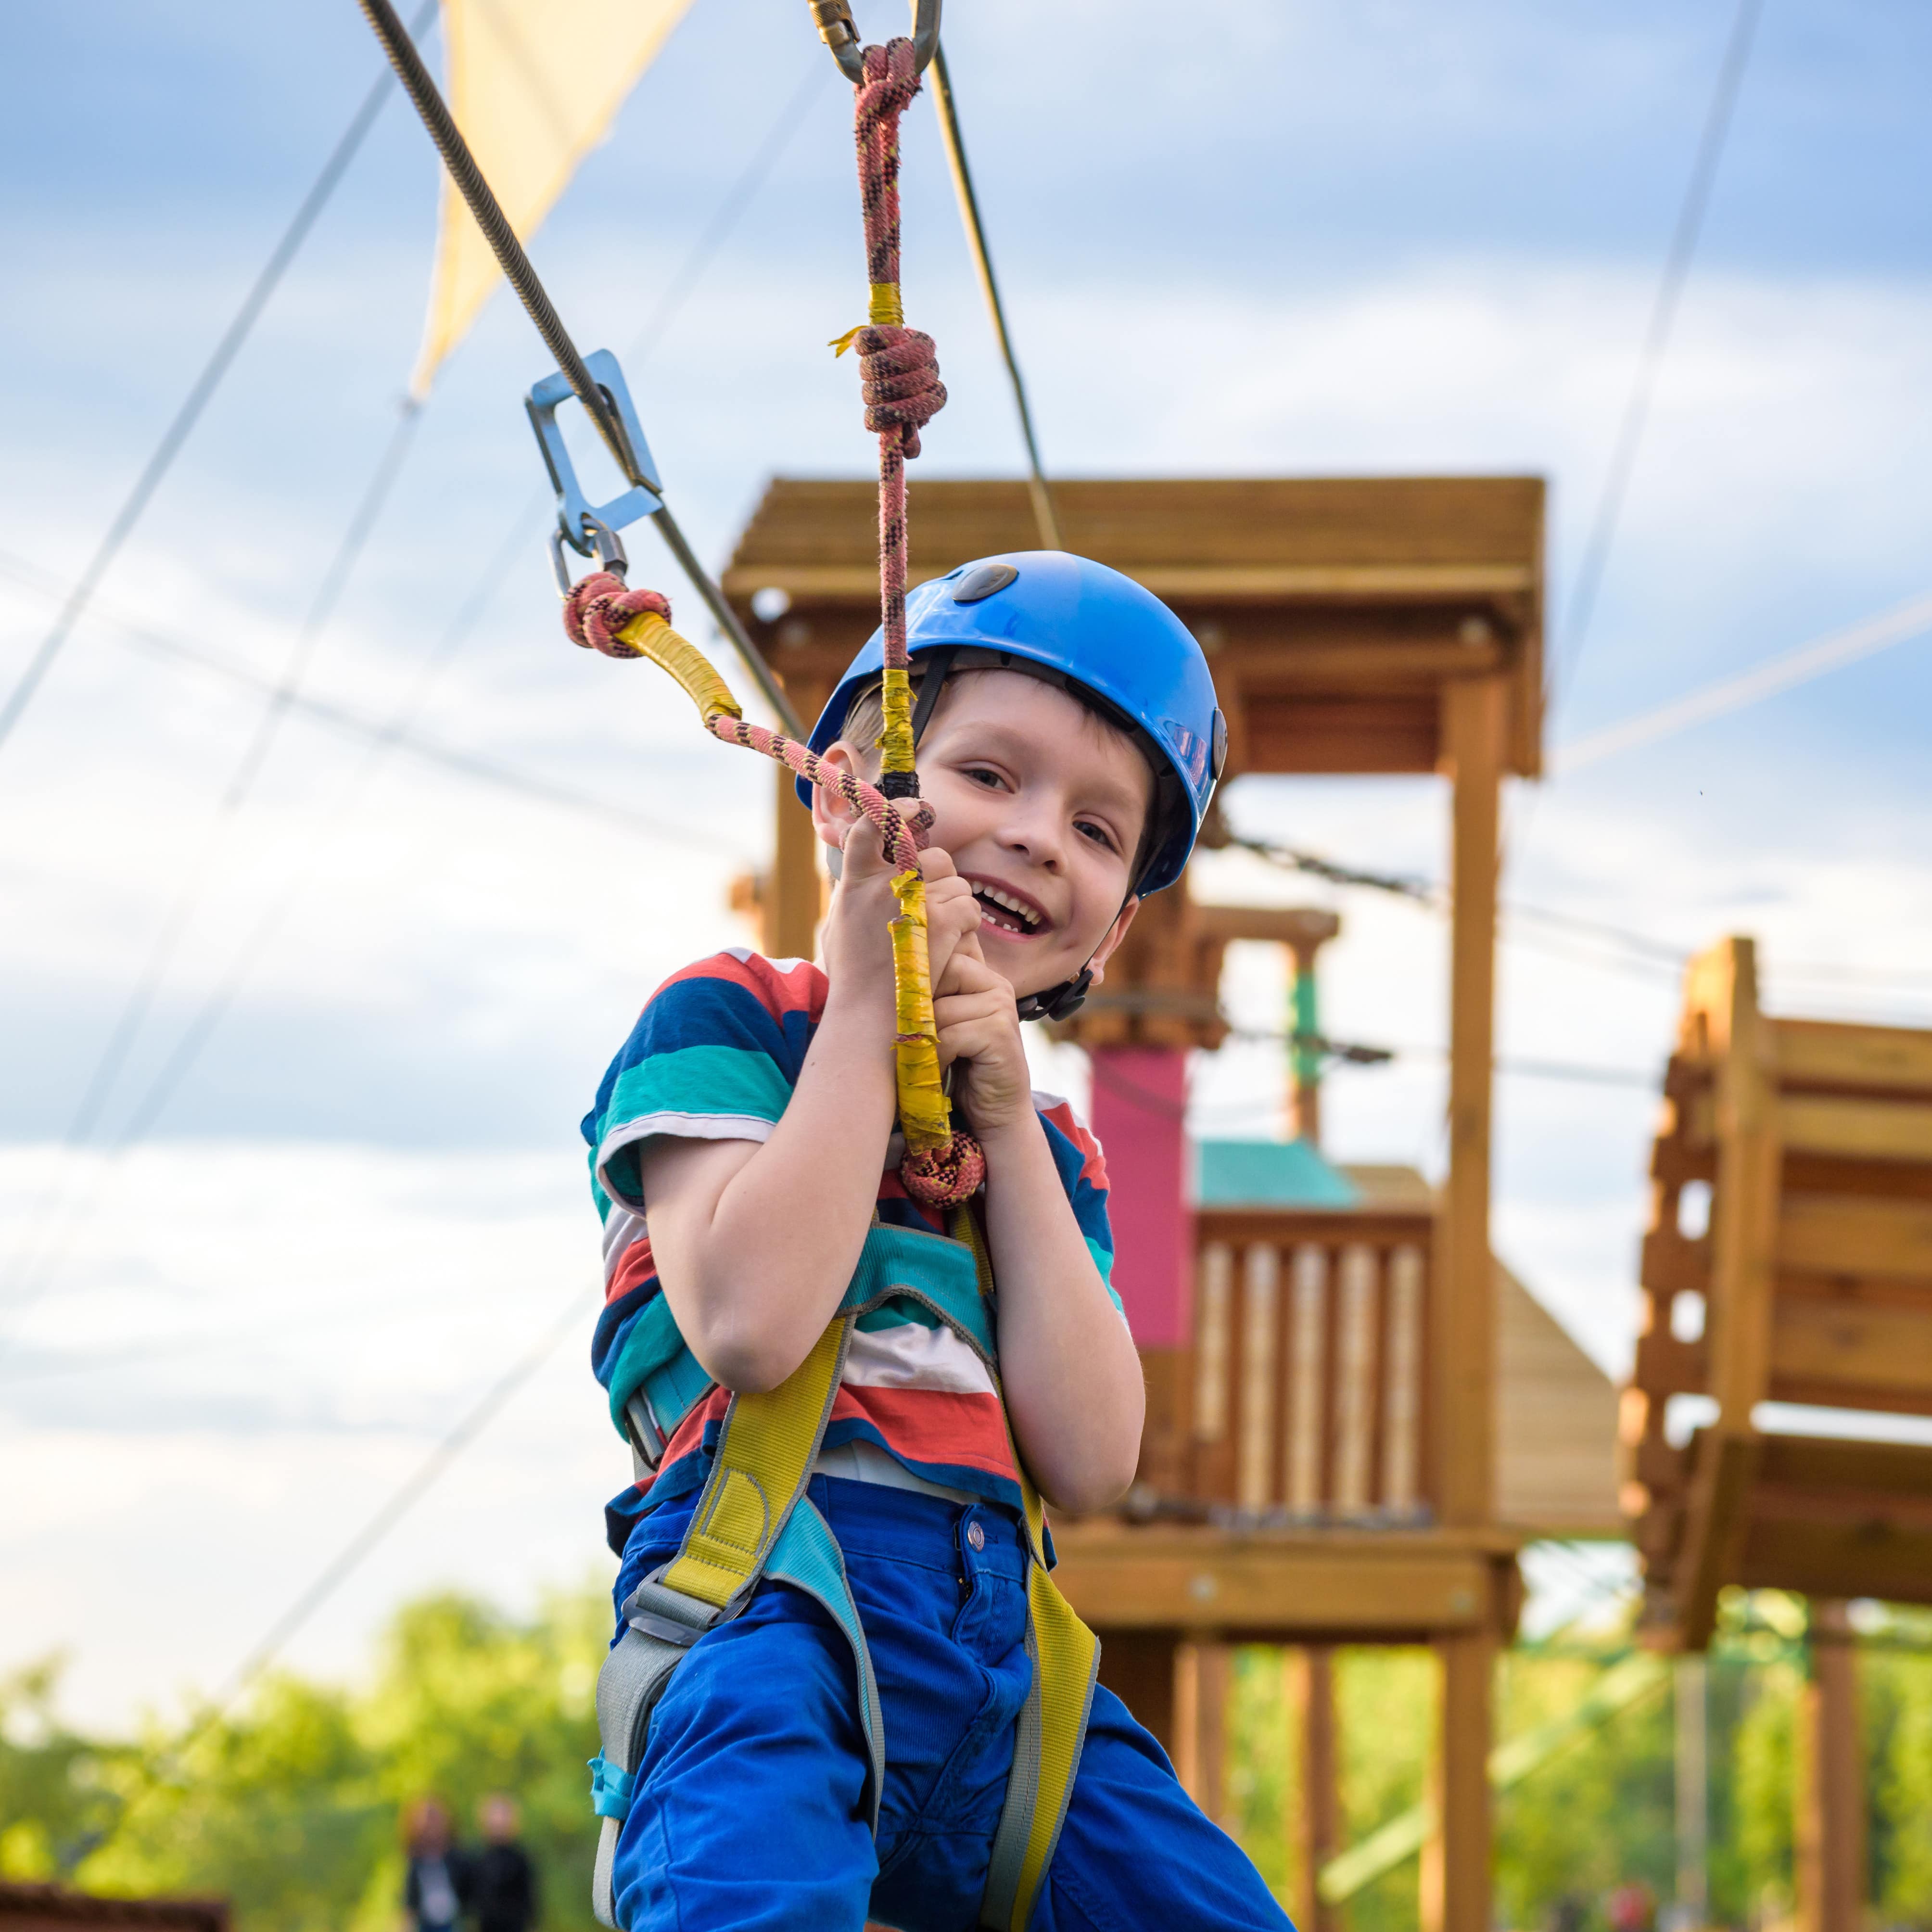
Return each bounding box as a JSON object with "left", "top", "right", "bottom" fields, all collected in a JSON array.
[
  {"left": 963, "top": 765, "right": 1006, "bottom": 790},
  {"left": 1075, "top": 819, "right": 1119, "bottom": 852}
]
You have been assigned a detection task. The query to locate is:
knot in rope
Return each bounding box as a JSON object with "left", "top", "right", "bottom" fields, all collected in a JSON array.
[
  {"left": 852, "top": 326, "right": 945, "bottom": 459},
  {"left": 563, "top": 573, "right": 671, "bottom": 660}
]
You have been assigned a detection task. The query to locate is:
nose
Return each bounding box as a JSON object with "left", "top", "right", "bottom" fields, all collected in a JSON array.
[{"left": 996, "top": 787, "right": 1070, "bottom": 874}]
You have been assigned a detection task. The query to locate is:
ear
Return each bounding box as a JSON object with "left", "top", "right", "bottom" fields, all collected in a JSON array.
[
  {"left": 809, "top": 742, "right": 866, "bottom": 853},
  {"left": 1084, "top": 895, "right": 1140, "bottom": 986}
]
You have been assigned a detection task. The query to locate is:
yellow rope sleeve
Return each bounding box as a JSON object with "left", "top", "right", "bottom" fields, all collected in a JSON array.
[
  {"left": 877, "top": 661, "right": 915, "bottom": 776},
  {"left": 827, "top": 285, "right": 904, "bottom": 357},
  {"left": 890, "top": 869, "right": 950, "bottom": 1153},
  {"left": 608, "top": 598, "right": 953, "bottom": 1161},
  {"left": 613, "top": 608, "right": 743, "bottom": 727}
]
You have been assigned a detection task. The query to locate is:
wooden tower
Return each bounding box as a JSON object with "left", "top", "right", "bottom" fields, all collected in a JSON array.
[
  {"left": 723, "top": 476, "right": 1546, "bottom": 1932},
  {"left": 1625, "top": 935, "right": 1932, "bottom": 1932}
]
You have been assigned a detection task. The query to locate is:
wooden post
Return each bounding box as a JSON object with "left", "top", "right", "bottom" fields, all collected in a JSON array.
[
  {"left": 1437, "top": 673, "right": 1503, "bottom": 1528},
  {"left": 1677, "top": 937, "right": 1779, "bottom": 1646},
  {"left": 1422, "top": 1629, "right": 1495, "bottom": 1932},
  {"left": 767, "top": 765, "right": 823, "bottom": 962},
  {"left": 1795, "top": 1601, "right": 1864, "bottom": 1932},
  {"left": 1174, "top": 1642, "right": 1231, "bottom": 1823},
  {"left": 1097, "top": 1633, "right": 1180, "bottom": 1756},
  {"left": 1427, "top": 674, "right": 1504, "bottom": 1932},
  {"left": 1290, "top": 1645, "right": 1343, "bottom": 1932},
  {"left": 1675, "top": 1654, "right": 1709, "bottom": 1927}
]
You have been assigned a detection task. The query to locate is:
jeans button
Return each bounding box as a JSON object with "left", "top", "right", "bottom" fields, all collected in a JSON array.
[{"left": 966, "top": 1520, "right": 986, "bottom": 1552}]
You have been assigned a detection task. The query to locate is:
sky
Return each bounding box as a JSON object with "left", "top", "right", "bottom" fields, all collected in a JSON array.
[{"left": 4, "top": 0, "right": 1932, "bottom": 1730}]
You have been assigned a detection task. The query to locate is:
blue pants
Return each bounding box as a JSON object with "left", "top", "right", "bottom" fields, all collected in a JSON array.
[{"left": 609, "top": 1473, "right": 1293, "bottom": 1932}]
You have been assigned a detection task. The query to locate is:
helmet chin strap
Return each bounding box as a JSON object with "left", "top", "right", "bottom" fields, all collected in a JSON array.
[{"left": 1015, "top": 967, "right": 1094, "bottom": 1025}]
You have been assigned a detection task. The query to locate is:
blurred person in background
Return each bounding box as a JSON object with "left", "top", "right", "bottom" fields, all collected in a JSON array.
[
  {"left": 470, "top": 1792, "right": 538, "bottom": 1932},
  {"left": 402, "top": 1796, "right": 470, "bottom": 1932}
]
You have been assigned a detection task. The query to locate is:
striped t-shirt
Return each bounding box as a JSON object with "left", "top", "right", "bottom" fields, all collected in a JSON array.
[{"left": 585, "top": 948, "right": 1118, "bottom": 1544}]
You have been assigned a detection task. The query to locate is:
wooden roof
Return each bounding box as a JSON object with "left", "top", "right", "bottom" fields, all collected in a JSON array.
[
  {"left": 724, "top": 476, "right": 1546, "bottom": 776},
  {"left": 1495, "top": 1258, "right": 1623, "bottom": 1540}
]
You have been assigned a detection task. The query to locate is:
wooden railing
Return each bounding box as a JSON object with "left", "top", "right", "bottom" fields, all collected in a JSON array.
[{"left": 1184, "top": 1209, "right": 1438, "bottom": 1522}]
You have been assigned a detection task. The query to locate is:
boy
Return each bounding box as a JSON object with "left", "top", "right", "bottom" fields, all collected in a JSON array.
[{"left": 584, "top": 552, "right": 1289, "bottom": 1932}]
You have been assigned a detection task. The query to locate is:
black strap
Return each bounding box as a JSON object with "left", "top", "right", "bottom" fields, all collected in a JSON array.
[{"left": 909, "top": 646, "right": 960, "bottom": 749}]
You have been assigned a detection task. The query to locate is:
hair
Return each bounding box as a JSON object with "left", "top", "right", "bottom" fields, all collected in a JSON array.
[
  {"left": 401, "top": 1795, "right": 452, "bottom": 1853},
  {"left": 836, "top": 654, "right": 1181, "bottom": 888}
]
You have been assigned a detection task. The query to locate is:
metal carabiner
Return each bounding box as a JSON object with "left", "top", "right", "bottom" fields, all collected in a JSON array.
[
  {"left": 807, "top": 0, "right": 941, "bottom": 81},
  {"left": 548, "top": 513, "right": 628, "bottom": 598},
  {"left": 526, "top": 346, "right": 664, "bottom": 575}
]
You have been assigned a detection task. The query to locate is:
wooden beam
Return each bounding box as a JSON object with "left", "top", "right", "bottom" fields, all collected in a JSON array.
[
  {"left": 1050, "top": 1525, "right": 1511, "bottom": 1637},
  {"left": 1781, "top": 1094, "right": 1932, "bottom": 1164},
  {"left": 767, "top": 766, "right": 822, "bottom": 963},
  {"left": 1774, "top": 1017, "right": 1932, "bottom": 1096},
  {"left": 1676, "top": 1430, "right": 1760, "bottom": 1649},
  {"left": 1667, "top": 940, "right": 1780, "bottom": 1645},
  {"left": 1769, "top": 1294, "right": 1932, "bottom": 1411},
  {"left": 1422, "top": 1630, "right": 1495, "bottom": 1932},
  {"left": 1292, "top": 1647, "right": 1344, "bottom": 1932},
  {"left": 1794, "top": 1601, "right": 1865, "bottom": 1932},
  {"left": 1438, "top": 675, "right": 1505, "bottom": 1527},
  {"left": 1739, "top": 1516, "right": 1932, "bottom": 1607},
  {"left": 1780, "top": 1195, "right": 1932, "bottom": 1280}
]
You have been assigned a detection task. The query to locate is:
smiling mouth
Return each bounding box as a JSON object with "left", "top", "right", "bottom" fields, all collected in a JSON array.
[{"left": 970, "top": 881, "right": 1044, "bottom": 937}]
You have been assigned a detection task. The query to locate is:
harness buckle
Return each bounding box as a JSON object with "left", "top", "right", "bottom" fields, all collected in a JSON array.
[
  {"left": 623, "top": 1566, "right": 746, "bottom": 1648},
  {"left": 622, "top": 1391, "right": 667, "bottom": 1474},
  {"left": 527, "top": 347, "right": 664, "bottom": 573}
]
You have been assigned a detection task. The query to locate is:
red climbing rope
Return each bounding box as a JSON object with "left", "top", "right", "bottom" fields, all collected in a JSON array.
[
  {"left": 833, "top": 37, "right": 948, "bottom": 794},
  {"left": 555, "top": 32, "right": 983, "bottom": 1212},
  {"left": 564, "top": 572, "right": 922, "bottom": 872}
]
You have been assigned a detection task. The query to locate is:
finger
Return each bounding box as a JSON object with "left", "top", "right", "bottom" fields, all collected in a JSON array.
[
  {"left": 838, "top": 809, "right": 896, "bottom": 885},
  {"left": 918, "top": 847, "right": 958, "bottom": 885},
  {"left": 936, "top": 952, "right": 1003, "bottom": 997},
  {"left": 934, "top": 990, "right": 1012, "bottom": 1030}
]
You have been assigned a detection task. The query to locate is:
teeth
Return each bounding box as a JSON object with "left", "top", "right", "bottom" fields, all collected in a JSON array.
[{"left": 976, "top": 884, "right": 1040, "bottom": 930}]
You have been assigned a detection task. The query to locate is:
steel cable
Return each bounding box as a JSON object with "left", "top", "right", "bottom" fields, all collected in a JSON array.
[{"left": 0, "top": 0, "right": 438, "bottom": 762}]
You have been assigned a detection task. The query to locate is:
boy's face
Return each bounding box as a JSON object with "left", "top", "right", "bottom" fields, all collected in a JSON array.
[{"left": 829, "top": 668, "right": 1150, "bottom": 999}]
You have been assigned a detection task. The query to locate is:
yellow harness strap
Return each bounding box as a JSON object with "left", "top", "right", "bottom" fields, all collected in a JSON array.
[
  {"left": 953, "top": 1207, "right": 1103, "bottom": 1932},
  {"left": 660, "top": 1316, "right": 850, "bottom": 1610},
  {"left": 624, "top": 1212, "right": 1094, "bottom": 1932}
]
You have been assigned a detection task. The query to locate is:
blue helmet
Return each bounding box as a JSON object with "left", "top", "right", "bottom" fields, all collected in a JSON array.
[{"left": 798, "top": 550, "right": 1225, "bottom": 896}]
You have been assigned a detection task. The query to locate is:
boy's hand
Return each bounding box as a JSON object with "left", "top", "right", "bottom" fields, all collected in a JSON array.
[
  {"left": 918, "top": 845, "right": 983, "bottom": 991},
  {"left": 818, "top": 815, "right": 901, "bottom": 1023},
  {"left": 933, "top": 950, "right": 1034, "bottom": 1140}
]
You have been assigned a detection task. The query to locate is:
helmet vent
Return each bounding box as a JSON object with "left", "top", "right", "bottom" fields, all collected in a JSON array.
[{"left": 950, "top": 561, "right": 1018, "bottom": 604}]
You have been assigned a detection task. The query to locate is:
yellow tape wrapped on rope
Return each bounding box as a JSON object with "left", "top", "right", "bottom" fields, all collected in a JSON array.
[{"left": 586, "top": 590, "right": 973, "bottom": 1201}]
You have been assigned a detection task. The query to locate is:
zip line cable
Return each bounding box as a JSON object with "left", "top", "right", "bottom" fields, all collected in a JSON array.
[
  {"left": 0, "top": 56, "right": 828, "bottom": 1337},
  {"left": 0, "top": 0, "right": 438, "bottom": 762},
  {"left": 928, "top": 44, "right": 1061, "bottom": 552},
  {"left": 0, "top": 548, "right": 736, "bottom": 851},
  {"left": 104, "top": 65, "right": 833, "bottom": 1157},
  {"left": 58, "top": 1282, "right": 596, "bottom": 1872},
  {"left": 1553, "top": 585, "right": 1932, "bottom": 775},
  {"left": 1554, "top": 0, "right": 1764, "bottom": 700},
  {"left": 354, "top": 0, "right": 801, "bottom": 736}
]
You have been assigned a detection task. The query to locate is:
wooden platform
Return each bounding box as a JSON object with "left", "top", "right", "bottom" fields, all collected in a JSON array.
[
  {"left": 1624, "top": 937, "right": 1932, "bottom": 1647},
  {"left": 1051, "top": 1516, "right": 1523, "bottom": 1644}
]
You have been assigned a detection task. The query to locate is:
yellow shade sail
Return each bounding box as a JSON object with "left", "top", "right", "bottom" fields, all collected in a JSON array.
[{"left": 411, "top": 0, "right": 697, "bottom": 397}]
